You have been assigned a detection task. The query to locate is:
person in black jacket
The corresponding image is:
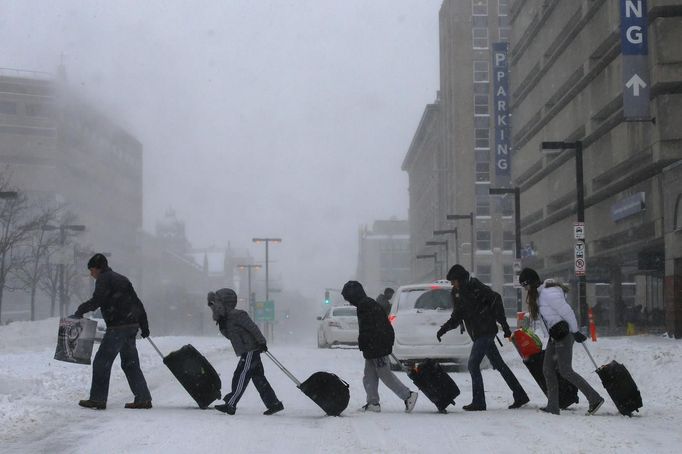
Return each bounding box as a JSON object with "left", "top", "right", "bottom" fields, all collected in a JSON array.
[
  {"left": 73, "top": 254, "right": 152, "bottom": 410},
  {"left": 375, "top": 287, "right": 394, "bottom": 316},
  {"left": 342, "top": 281, "right": 418, "bottom": 413},
  {"left": 437, "top": 265, "right": 528, "bottom": 411}
]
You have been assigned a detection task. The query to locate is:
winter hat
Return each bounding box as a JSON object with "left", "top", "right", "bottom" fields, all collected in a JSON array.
[
  {"left": 519, "top": 268, "right": 541, "bottom": 288},
  {"left": 87, "top": 253, "right": 108, "bottom": 270},
  {"left": 446, "top": 264, "right": 470, "bottom": 283},
  {"left": 341, "top": 281, "right": 367, "bottom": 304},
  {"left": 215, "top": 288, "right": 238, "bottom": 309}
]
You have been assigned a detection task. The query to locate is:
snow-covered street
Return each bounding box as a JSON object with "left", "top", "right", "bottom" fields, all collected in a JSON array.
[{"left": 1, "top": 318, "right": 681, "bottom": 454}]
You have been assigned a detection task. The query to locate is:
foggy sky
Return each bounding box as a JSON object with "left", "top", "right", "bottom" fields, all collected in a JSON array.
[{"left": 0, "top": 0, "right": 441, "bottom": 300}]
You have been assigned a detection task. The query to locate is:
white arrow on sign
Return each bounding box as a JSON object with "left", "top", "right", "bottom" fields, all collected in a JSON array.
[{"left": 626, "top": 74, "right": 647, "bottom": 96}]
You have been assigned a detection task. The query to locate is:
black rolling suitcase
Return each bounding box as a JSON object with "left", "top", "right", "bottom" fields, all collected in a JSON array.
[
  {"left": 524, "top": 351, "right": 579, "bottom": 409},
  {"left": 581, "top": 345, "right": 642, "bottom": 416},
  {"left": 407, "top": 359, "right": 460, "bottom": 413},
  {"left": 148, "top": 339, "right": 222, "bottom": 409}
]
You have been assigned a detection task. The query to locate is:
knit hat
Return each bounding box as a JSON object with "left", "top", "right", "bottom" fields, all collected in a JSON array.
[
  {"left": 519, "top": 268, "right": 541, "bottom": 288},
  {"left": 446, "top": 264, "right": 470, "bottom": 283}
]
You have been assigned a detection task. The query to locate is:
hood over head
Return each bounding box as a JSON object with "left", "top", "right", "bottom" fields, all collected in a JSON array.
[{"left": 341, "top": 281, "right": 367, "bottom": 306}]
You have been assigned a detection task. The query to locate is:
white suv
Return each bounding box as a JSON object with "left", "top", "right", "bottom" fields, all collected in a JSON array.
[{"left": 389, "top": 281, "right": 472, "bottom": 371}]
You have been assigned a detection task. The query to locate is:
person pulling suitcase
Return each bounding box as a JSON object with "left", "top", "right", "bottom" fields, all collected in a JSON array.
[
  {"left": 208, "top": 288, "right": 284, "bottom": 415},
  {"left": 519, "top": 268, "right": 605, "bottom": 416},
  {"left": 341, "top": 281, "right": 418, "bottom": 413}
]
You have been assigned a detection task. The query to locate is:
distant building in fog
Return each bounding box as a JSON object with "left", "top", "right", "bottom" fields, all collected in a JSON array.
[
  {"left": 0, "top": 67, "right": 142, "bottom": 280},
  {"left": 356, "top": 219, "right": 410, "bottom": 297}
]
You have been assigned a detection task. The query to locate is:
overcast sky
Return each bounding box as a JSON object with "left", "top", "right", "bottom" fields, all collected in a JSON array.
[{"left": 0, "top": 0, "right": 441, "bottom": 299}]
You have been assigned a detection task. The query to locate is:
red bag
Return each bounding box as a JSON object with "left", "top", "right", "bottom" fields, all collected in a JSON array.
[{"left": 511, "top": 328, "right": 542, "bottom": 360}]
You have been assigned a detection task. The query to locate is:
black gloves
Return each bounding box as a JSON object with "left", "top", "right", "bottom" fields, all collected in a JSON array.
[
  {"left": 258, "top": 343, "right": 268, "bottom": 353},
  {"left": 573, "top": 331, "right": 587, "bottom": 343},
  {"left": 141, "top": 327, "right": 150, "bottom": 338},
  {"left": 436, "top": 327, "right": 447, "bottom": 342},
  {"left": 503, "top": 328, "right": 512, "bottom": 339}
]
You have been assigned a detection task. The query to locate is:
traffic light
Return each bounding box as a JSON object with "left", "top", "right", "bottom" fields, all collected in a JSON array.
[{"left": 324, "top": 290, "right": 330, "bottom": 304}]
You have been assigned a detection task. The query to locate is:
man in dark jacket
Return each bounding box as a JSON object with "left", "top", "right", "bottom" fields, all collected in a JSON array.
[
  {"left": 74, "top": 254, "right": 152, "bottom": 410},
  {"left": 209, "top": 288, "right": 283, "bottom": 415},
  {"left": 342, "top": 281, "right": 417, "bottom": 413},
  {"left": 375, "top": 287, "right": 394, "bottom": 316},
  {"left": 437, "top": 264, "right": 529, "bottom": 411}
]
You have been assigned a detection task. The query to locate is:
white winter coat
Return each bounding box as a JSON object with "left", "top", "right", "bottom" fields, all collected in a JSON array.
[{"left": 538, "top": 280, "right": 579, "bottom": 334}]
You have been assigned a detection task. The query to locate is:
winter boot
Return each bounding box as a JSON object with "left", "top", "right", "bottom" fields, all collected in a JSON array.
[
  {"left": 587, "top": 397, "right": 605, "bottom": 416},
  {"left": 462, "top": 403, "right": 486, "bottom": 411},
  {"left": 404, "top": 391, "right": 418, "bottom": 413},
  {"left": 125, "top": 401, "right": 152, "bottom": 409},
  {"left": 215, "top": 403, "right": 236, "bottom": 415},
  {"left": 263, "top": 401, "right": 284, "bottom": 415},
  {"left": 508, "top": 395, "right": 530, "bottom": 409},
  {"left": 360, "top": 403, "right": 381, "bottom": 412},
  {"left": 79, "top": 399, "right": 106, "bottom": 410}
]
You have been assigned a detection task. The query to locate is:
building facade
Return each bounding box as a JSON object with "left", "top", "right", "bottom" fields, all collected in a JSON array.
[
  {"left": 509, "top": 0, "right": 682, "bottom": 335},
  {"left": 356, "top": 219, "right": 410, "bottom": 298}
]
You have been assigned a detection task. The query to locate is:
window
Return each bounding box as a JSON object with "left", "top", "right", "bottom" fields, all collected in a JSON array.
[
  {"left": 499, "top": 27, "right": 511, "bottom": 42},
  {"left": 474, "top": 128, "right": 490, "bottom": 149},
  {"left": 473, "top": 61, "right": 489, "bottom": 82},
  {"left": 503, "top": 231, "right": 515, "bottom": 252},
  {"left": 476, "top": 264, "right": 492, "bottom": 283},
  {"left": 0, "top": 101, "right": 17, "bottom": 115},
  {"left": 476, "top": 162, "right": 490, "bottom": 182},
  {"left": 476, "top": 231, "right": 492, "bottom": 251},
  {"left": 476, "top": 196, "right": 491, "bottom": 216},
  {"left": 472, "top": 0, "right": 488, "bottom": 16},
  {"left": 498, "top": 0, "right": 509, "bottom": 16},
  {"left": 472, "top": 28, "right": 489, "bottom": 49},
  {"left": 475, "top": 150, "right": 490, "bottom": 163},
  {"left": 26, "top": 103, "right": 51, "bottom": 118},
  {"left": 504, "top": 264, "right": 514, "bottom": 283},
  {"left": 473, "top": 82, "right": 489, "bottom": 94},
  {"left": 499, "top": 195, "right": 513, "bottom": 216},
  {"left": 474, "top": 94, "right": 489, "bottom": 116}
]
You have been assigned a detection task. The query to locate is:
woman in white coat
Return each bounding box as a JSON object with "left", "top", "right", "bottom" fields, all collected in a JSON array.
[{"left": 519, "top": 268, "right": 604, "bottom": 416}]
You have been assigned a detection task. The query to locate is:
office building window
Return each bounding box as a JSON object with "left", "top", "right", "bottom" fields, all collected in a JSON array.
[
  {"left": 475, "top": 149, "right": 490, "bottom": 162},
  {"left": 473, "top": 61, "right": 489, "bottom": 83},
  {"left": 476, "top": 196, "right": 491, "bottom": 216},
  {"left": 472, "top": 0, "right": 488, "bottom": 16},
  {"left": 499, "top": 194, "right": 513, "bottom": 216},
  {"left": 499, "top": 27, "right": 511, "bottom": 42},
  {"left": 474, "top": 128, "right": 490, "bottom": 149},
  {"left": 498, "top": 0, "right": 509, "bottom": 16},
  {"left": 503, "top": 231, "right": 514, "bottom": 252},
  {"left": 474, "top": 94, "right": 489, "bottom": 116},
  {"left": 473, "top": 82, "right": 489, "bottom": 94},
  {"left": 472, "top": 28, "right": 489, "bottom": 49},
  {"left": 0, "top": 101, "right": 17, "bottom": 115},
  {"left": 476, "top": 264, "right": 492, "bottom": 283},
  {"left": 476, "top": 162, "right": 490, "bottom": 182},
  {"left": 504, "top": 264, "right": 514, "bottom": 283}
]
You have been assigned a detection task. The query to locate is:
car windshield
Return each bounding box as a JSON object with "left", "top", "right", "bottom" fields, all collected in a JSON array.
[
  {"left": 332, "top": 307, "right": 356, "bottom": 317},
  {"left": 397, "top": 288, "right": 452, "bottom": 311}
]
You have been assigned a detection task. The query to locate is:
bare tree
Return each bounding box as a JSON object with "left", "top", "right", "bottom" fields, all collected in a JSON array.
[
  {"left": 0, "top": 174, "right": 43, "bottom": 324},
  {"left": 14, "top": 201, "right": 63, "bottom": 320}
]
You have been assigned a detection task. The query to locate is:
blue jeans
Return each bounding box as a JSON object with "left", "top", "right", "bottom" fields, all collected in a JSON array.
[
  {"left": 468, "top": 336, "right": 527, "bottom": 406},
  {"left": 90, "top": 327, "right": 151, "bottom": 403}
]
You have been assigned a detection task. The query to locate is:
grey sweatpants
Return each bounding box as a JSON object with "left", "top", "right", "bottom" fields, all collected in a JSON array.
[
  {"left": 363, "top": 356, "right": 411, "bottom": 405},
  {"left": 543, "top": 335, "right": 602, "bottom": 413}
]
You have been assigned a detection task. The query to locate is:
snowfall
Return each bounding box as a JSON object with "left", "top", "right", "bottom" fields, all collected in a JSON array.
[{"left": 1, "top": 318, "right": 680, "bottom": 454}]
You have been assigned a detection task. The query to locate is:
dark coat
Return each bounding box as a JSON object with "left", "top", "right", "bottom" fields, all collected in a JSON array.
[
  {"left": 375, "top": 294, "right": 391, "bottom": 316},
  {"left": 343, "top": 283, "right": 394, "bottom": 359},
  {"left": 75, "top": 268, "right": 149, "bottom": 333},
  {"left": 217, "top": 309, "right": 266, "bottom": 356},
  {"left": 439, "top": 277, "right": 510, "bottom": 341}
]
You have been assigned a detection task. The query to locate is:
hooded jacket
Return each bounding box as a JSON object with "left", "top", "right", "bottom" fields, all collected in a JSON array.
[
  {"left": 439, "top": 277, "right": 510, "bottom": 340},
  {"left": 342, "top": 281, "right": 394, "bottom": 359},
  {"left": 211, "top": 289, "right": 266, "bottom": 356},
  {"left": 75, "top": 267, "right": 149, "bottom": 333},
  {"left": 538, "top": 280, "right": 579, "bottom": 333}
]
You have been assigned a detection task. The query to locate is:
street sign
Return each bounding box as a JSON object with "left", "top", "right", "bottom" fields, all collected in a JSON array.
[
  {"left": 492, "top": 42, "right": 511, "bottom": 178},
  {"left": 574, "top": 239, "right": 587, "bottom": 276},
  {"left": 573, "top": 222, "right": 585, "bottom": 240},
  {"left": 255, "top": 300, "right": 275, "bottom": 322},
  {"left": 620, "top": 0, "right": 650, "bottom": 120}
]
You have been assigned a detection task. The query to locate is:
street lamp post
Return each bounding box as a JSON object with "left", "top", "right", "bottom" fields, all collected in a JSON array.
[
  {"left": 446, "top": 212, "right": 475, "bottom": 272},
  {"left": 541, "top": 140, "right": 587, "bottom": 327},
  {"left": 43, "top": 223, "right": 86, "bottom": 317},
  {"left": 489, "top": 187, "right": 522, "bottom": 312},
  {"left": 434, "top": 228, "right": 459, "bottom": 265},
  {"left": 237, "top": 264, "right": 261, "bottom": 319},
  {"left": 425, "top": 240, "right": 449, "bottom": 273},
  {"left": 252, "top": 237, "right": 281, "bottom": 340},
  {"left": 416, "top": 253, "right": 438, "bottom": 280}
]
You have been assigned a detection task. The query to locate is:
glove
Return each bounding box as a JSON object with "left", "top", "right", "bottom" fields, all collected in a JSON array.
[
  {"left": 573, "top": 331, "right": 587, "bottom": 343},
  {"left": 436, "top": 327, "right": 447, "bottom": 342},
  {"left": 141, "top": 327, "right": 150, "bottom": 339},
  {"left": 503, "top": 328, "right": 512, "bottom": 339},
  {"left": 258, "top": 343, "right": 268, "bottom": 353},
  {"left": 68, "top": 313, "right": 82, "bottom": 319}
]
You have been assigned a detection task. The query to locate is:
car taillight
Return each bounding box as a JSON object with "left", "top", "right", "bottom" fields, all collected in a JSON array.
[
  {"left": 388, "top": 314, "right": 396, "bottom": 325},
  {"left": 328, "top": 320, "right": 342, "bottom": 328}
]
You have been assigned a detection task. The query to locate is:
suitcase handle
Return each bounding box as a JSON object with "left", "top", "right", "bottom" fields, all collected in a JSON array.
[
  {"left": 580, "top": 342, "right": 599, "bottom": 371},
  {"left": 264, "top": 351, "right": 302, "bottom": 387},
  {"left": 390, "top": 354, "right": 409, "bottom": 373},
  {"left": 147, "top": 337, "right": 165, "bottom": 360}
]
